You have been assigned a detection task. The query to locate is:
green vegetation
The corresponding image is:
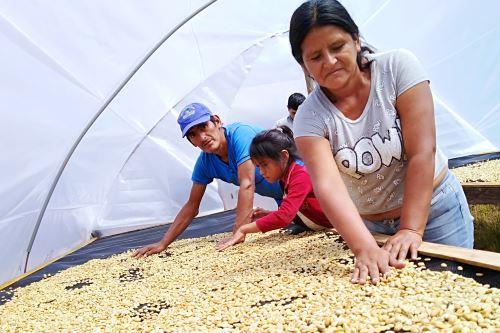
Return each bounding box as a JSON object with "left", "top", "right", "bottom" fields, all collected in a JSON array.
[
  {"left": 471, "top": 204, "right": 500, "bottom": 253},
  {"left": 451, "top": 160, "right": 499, "bottom": 253}
]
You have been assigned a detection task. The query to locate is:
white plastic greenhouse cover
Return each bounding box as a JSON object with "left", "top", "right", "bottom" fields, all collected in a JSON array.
[{"left": 1, "top": 0, "right": 499, "bottom": 286}]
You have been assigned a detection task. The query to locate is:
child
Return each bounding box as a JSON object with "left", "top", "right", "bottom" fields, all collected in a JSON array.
[{"left": 216, "top": 126, "right": 332, "bottom": 251}]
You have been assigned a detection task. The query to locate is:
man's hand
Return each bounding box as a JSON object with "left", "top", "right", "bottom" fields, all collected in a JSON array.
[
  {"left": 383, "top": 229, "right": 423, "bottom": 261},
  {"left": 132, "top": 242, "right": 166, "bottom": 258},
  {"left": 216, "top": 229, "right": 246, "bottom": 251}
]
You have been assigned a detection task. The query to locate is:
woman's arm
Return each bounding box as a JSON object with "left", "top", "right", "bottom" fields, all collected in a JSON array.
[
  {"left": 386, "top": 81, "right": 435, "bottom": 260},
  {"left": 296, "top": 136, "right": 404, "bottom": 284}
]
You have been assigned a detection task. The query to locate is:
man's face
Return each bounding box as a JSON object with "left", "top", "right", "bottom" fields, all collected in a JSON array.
[
  {"left": 288, "top": 107, "right": 297, "bottom": 120},
  {"left": 186, "top": 118, "right": 223, "bottom": 153}
]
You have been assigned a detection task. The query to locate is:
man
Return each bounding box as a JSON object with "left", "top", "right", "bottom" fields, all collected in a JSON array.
[
  {"left": 275, "top": 92, "right": 306, "bottom": 129},
  {"left": 133, "top": 103, "right": 282, "bottom": 257}
]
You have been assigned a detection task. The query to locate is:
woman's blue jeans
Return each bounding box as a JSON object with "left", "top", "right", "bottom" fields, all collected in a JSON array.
[{"left": 363, "top": 170, "right": 474, "bottom": 248}]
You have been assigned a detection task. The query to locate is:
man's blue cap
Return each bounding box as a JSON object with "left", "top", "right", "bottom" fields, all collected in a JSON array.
[{"left": 177, "top": 103, "right": 213, "bottom": 137}]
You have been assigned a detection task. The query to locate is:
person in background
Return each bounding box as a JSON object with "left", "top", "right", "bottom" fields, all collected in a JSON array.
[
  {"left": 288, "top": 0, "right": 473, "bottom": 284},
  {"left": 133, "top": 103, "right": 283, "bottom": 258},
  {"left": 275, "top": 92, "right": 306, "bottom": 129},
  {"left": 217, "top": 126, "right": 331, "bottom": 251}
]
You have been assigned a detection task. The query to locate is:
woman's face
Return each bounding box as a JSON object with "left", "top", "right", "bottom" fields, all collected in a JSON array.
[{"left": 301, "top": 25, "right": 361, "bottom": 91}]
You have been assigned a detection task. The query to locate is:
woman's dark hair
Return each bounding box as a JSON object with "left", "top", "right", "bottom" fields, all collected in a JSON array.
[
  {"left": 250, "top": 126, "right": 300, "bottom": 166},
  {"left": 289, "top": 0, "right": 374, "bottom": 70}
]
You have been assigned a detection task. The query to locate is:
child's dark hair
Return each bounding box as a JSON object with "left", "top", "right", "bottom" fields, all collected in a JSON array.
[{"left": 250, "top": 126, "right": 300, "bottom": 165}]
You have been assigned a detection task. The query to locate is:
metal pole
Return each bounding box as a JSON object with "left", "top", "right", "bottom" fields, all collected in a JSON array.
[{"left": 24, "top": 0, "right": 218, "bottom": 272}]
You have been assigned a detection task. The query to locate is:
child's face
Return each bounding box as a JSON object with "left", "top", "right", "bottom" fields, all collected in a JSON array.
[{"left": 253, "top": 157, "right": 284, "bottom": 183}]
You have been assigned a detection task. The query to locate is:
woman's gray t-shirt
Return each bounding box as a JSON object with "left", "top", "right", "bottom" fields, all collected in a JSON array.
[{"left": 293, "top": 49, "right": 447, "bottom": 215}]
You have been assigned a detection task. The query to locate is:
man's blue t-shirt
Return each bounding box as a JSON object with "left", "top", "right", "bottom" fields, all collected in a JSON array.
[{"left": 191, "top": 123, "right": 283, "bottom": 200}]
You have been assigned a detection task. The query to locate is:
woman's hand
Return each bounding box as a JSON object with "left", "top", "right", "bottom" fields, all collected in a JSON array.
[
  {"left": 216, "top": 229, "right": 246, "bottom": 251},
  {"left": 252, "top": 207, "right": 270, "bottom": 221},
  {"left": 132, "top": 242, "right": 167, "bottom": 258},
  {"left": 351, "top": 247, "right": 405, "bottom": 285},
  {"left": 383, "top": 229, "right": 423, "bottom": 261}
]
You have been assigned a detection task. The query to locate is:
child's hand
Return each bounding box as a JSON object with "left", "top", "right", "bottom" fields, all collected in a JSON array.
[
  {"left": 216, "top": 229, "right": 246, "bottom": 251},
  {"left": 252, "top": 207, "right": 270, "bottom": 220},
  {"left": 351, "top": 247, "right": 405, "bottom": 285}
]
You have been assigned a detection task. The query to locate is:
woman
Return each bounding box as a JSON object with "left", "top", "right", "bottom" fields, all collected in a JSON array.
[{"left": 289, "top": 0, "right": 473, "bottom": 284}]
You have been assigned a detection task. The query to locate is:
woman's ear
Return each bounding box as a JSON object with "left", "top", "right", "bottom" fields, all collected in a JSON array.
[
  {"left": 302, "top": 65, "right": 315, "bottom": 93},
  {"left": 354, "top": 36, "right": 361, "bottom": 53},
  {"left": 301, "top": 65, "right": 314, "bottom": 80}
]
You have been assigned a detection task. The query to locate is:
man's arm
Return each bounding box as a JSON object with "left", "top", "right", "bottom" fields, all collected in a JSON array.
[
  {"left": 233, "top": 159, "right": 256, "bottom": 231},
  {"left": 133, "top": 183, "right": 206, "bottom": 257}
]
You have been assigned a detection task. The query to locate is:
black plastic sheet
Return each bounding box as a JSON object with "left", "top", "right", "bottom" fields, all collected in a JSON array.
[
  {"left": 448, "top": 151, "right": 500, "bottom": 169},
  {"left": 0, "top": 210, "right": 235, "bottom": 304}
]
